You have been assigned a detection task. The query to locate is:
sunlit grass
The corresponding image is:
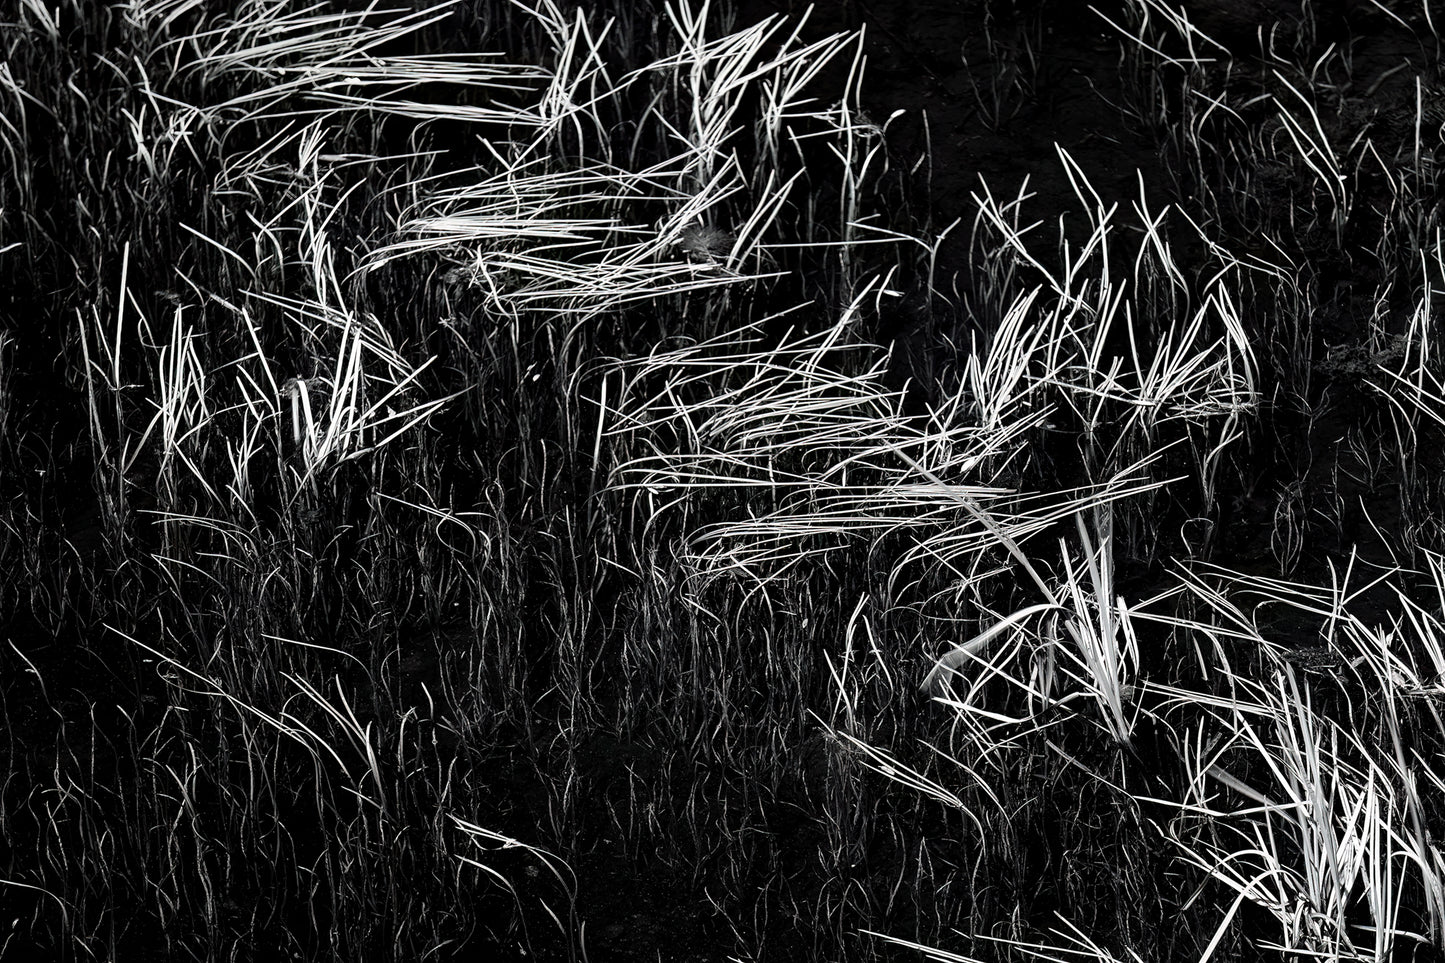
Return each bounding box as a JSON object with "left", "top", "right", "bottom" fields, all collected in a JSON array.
[{"left": 2, "top": 0, "right": 1445, "bottom": 961}]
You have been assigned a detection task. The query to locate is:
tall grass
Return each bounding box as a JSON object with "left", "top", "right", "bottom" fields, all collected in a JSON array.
[{"left": 3, "top": 0, "right": 1445, "bottom": 961}]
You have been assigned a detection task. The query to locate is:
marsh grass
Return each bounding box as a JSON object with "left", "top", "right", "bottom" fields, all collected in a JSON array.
[{"left": 3, "top": 0, "right": 1445, "bottom": 961}]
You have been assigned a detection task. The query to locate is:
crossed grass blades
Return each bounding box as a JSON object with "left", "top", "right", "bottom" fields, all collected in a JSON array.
[{"left": 2, "top": 0, "right": 1445, "bottom": 960}]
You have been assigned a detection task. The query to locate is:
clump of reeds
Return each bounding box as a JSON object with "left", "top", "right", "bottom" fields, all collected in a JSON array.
[{"left": 5, "top": 0, "right": 1445, "bottom": 961}]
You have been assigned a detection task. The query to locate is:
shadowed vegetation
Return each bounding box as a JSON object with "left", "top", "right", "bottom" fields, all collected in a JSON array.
[{"left": 3, "top": 1, "right": 1445, "bottom": 960}]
